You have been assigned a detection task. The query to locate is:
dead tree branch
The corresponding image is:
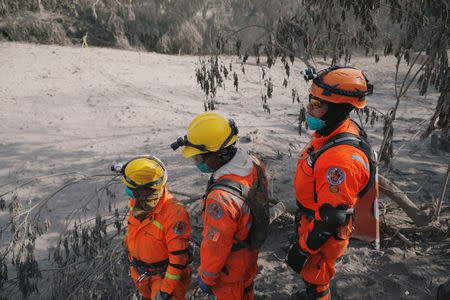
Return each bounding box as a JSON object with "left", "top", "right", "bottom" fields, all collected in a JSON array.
[
  {"left": 432, "top": 162, "right": 450, "bottom": 221},
  {"left": 378, "top": 175, "right": 430, "bottom": 226}
]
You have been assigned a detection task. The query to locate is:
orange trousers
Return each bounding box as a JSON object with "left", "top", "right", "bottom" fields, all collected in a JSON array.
[
  {"left": 298, "top": 216, "right": 353, "bottom": 299},
  {"left": 132, "top": 267, "right": 192, "bottom": 299},
  {"left": 211, "top": 278, "right": 254, "bottom": 300}
]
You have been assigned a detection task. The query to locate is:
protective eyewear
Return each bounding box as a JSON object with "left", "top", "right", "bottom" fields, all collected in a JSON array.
[
  {"left": 308, "top": 94, "right": 325, "bottom": 108},
  {"left": 170, "top": 119, "right": 239, "bottom": 152}
]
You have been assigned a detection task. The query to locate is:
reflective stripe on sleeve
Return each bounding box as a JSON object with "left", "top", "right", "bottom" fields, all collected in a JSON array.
[
  {"left": 229, "top": 194, "right": 250, "bottom": 215},
  {"left": 165, "top": 272, "right": 181, "bottom": 280},
  {"left": 242, "top": 203, "right": 250, "bottom": 215},
  {"left": 199, "top": 268, "right": 219, "bottom": 277},
  {"left": 151, "top": 220, "right": 164, "bottom": 230},
  {"left": 229, "top": 194, "right": 244, "bottom": 207},
  {"left": 352, "top": 154, "right": 369, "bottom": 171}
]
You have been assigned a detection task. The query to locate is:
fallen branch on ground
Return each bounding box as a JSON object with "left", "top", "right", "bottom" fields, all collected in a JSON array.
[
  {"left": 378, "top": 175, "right": 430, "bottom": 227},
  {"left": 432, "top": 162, "right": 450, "bottom": 221}
]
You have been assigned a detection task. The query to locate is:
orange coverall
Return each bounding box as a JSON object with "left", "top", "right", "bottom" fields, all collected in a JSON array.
[
  {"left": 294, "top": 118, "right": 370, "bottom": 299},
  {"left": 199, "top": 155, "right": 266, "bottom": 300},
  {"left": 123, "top": 187, "right": 192, "bottom": 299}
]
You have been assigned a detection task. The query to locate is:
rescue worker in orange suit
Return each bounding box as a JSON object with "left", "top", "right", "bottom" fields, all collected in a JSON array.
[
  {"left": 121, "top": 156, "right": 192, "bottom": 300},
  {"left": 170, "top": 112, "right": 268, "bottom": 300},
  {"left": 286, "top": 66, "right": 374, "bottom": 300}
]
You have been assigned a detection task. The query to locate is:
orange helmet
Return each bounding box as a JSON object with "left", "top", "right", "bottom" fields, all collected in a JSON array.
[{"left": 306, "top": 66, "right": 373, "bottom": 108}]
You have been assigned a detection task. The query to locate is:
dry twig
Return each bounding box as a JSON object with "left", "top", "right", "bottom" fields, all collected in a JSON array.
[{"left": 432, "top": 162, "right": 450, "bottom": 221}]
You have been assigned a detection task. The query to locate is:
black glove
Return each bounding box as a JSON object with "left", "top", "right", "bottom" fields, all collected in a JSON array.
[
  {"left": 305, "top": 203, "right": 350, "bottom": 251},
  {"left": 152, "top": 290, "right": 170, "bottom": 300},
  {"left": 318, "top": 203, "right": 349, "bottom": 229},
  {"left": 285, "top": 242, "right": 309, "bottom": 273}
]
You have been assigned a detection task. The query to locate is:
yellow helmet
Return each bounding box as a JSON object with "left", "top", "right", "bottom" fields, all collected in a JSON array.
[
  {"left": 121, "top": 156, "right": 167, "bottom": 190},
  {"left": 170, "top": 112, "right": 239, "bottom": 158}
]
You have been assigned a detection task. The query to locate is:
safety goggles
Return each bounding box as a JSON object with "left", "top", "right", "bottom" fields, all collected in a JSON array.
[
  {"left": 170, "top": 119, "right": 239, "bottom": 152},
  {"left": 308, "top": 94, "right": 325, "bottom": 108}
]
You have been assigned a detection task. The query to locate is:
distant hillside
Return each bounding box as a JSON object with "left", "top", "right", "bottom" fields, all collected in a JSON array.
[
  {"left": 0, "top": 0, "right": 296, "bottom": 55},
  {"left": 0, "top": 0, "right": 208, "bottom": 53}
]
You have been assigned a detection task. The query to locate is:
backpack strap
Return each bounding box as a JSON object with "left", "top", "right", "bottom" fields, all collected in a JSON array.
[
  {"left": 205, "top": 178, "right": 249, "bottom": 199},
  {"left": 203, "top": 157, "right": 268, "bottom": 250},
  {"left": 204, "top": 156, "right": 265, "bottom": 200},
  {"left": 309, "top": 132, "right": 376, "bottom": 198}
]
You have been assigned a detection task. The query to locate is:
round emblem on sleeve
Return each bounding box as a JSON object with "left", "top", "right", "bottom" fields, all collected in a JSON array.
[
  {"left": 173, "top": 221, "right": 186, "bottom": 235},
  {"left": 329, "top": 185, "right": 340, "bottom": 193},
  {"left": 208, "top": 203, "right": 223, "bottom": 220},
  {"left": 326, "top": 167, "right": 345, "bottom": 185}
]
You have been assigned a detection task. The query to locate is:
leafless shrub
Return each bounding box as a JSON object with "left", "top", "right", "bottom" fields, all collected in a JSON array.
[
  {"left": 50, "top": 210, "right": 134, "bottom": 299},
  {"left": 0, "top": 172, "right": 134, "bottom": 299},
  {"left": 157, "top": 20, "right": 204, "bottom": 54},
  {"left": 0, "top": 13, "right": 70, "bottom": 45}
]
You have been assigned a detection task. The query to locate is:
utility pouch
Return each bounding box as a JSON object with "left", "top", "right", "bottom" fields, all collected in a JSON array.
[
  {"left": 334, "top": 218, "right": 353, "bottom": 240},
  {"left": 285, "top": 242, "right": 308, "bottom": 274}
]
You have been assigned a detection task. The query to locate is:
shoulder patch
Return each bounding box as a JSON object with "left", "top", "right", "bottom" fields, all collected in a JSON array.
[
  {"left": 173, "top": 221, "right": 186, "bottom": 235},
  {"left": 205, "top": 226, "right": 221, "bottom": 242},
  {"left": 208, "top": 203, "right": 223, "bottom": 220},
  {"left": 326, "top": 167, "right": 345, "bottom": 185}
]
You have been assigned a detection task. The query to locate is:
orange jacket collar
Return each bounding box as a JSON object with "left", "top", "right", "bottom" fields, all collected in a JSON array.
[{"left": 312, "top": 118, "right": 354, "bottom": 140}]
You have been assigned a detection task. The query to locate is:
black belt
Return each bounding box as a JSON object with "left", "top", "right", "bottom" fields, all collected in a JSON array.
[
  {"left": 296, "top": 201, "right": 315, "bottom": 217},
  {"left": 130, "top": 258, "right": 169, "bottom": 283},
  {"left": 133, "top": 258, "right": 169, "bottom": 269},
  {"left": 231, "top": 242, "right": 247, "bottom": 252}
]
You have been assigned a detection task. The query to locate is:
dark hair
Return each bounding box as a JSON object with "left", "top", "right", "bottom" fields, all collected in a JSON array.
[
  {"left": 201, "top": 143, "right": 237, "bottom": 170},
  {"left": 216, "top": 144, "right": 237, "bottom": 167}
]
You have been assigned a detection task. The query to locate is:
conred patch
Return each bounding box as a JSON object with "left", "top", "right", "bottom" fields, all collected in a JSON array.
[
  {"left": 329, "top": 185, "right": 340, "bottom": 193},
  {"left": 173, "top": 221, "right": 186, "bottom": 235},
  {"left": 208, "top": 203, "right": 223, "bottom": 220},
  {"left": 326, "top": 167, "right": 345, "bottom": 185},
  {"left": 205, "top": 226, "right": 221, "bottom": 242}
]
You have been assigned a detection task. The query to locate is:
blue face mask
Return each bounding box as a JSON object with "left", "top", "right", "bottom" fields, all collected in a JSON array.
[
  {"left": 306, "top": 114, "right": 326, "bottom": 130},
  {"left": 196, "top": 163, "right": 214, "bottom": 173},
  {"left": 125, "top": 186, "right": 134, "bottom": 198}
]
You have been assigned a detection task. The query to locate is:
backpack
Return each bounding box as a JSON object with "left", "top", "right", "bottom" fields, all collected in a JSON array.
[
  {"left": 309, "top": 131, "right": 376, "bottom": 198},
  {"left": 204, "top": 157, "right": 270, "bottom": 250}
]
